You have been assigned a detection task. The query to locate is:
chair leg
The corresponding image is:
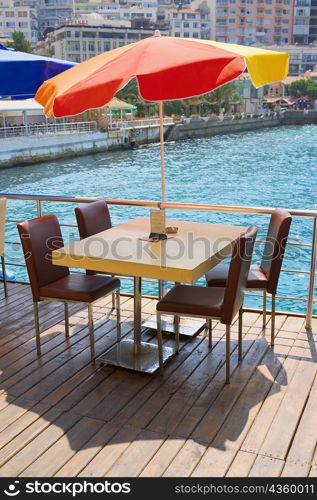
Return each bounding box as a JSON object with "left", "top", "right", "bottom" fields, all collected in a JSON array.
[
  {"left": 271, "top": 294, "right": 276, "bottom": 347},
  {"left": 226, "top": 324, "right": 231, "bottom": 384},
  {"left": 157, "top": 313, "right": 164, "bottom": 374},
  {"left": 111, "top": 293, "right": 115, "bottom": 310},
  {"left": 1, "top": 256, "right": 8, "bottom": 299},
  {"left": 208, "top": 319, "right": 212, "bottom": 348},
  {"left": 88, "top": 303, "right": 95, "bottom": 364},
  {"left": 115, "top": 290, "right": 121, "bottom": 342},
  {"left": 263, "top": 290, "right": 267, "bottom": 329},
  {"left": 238, "top": 308, "right": 243, "bottom": 361},
  {"left": 64, "top": 302, "right": 70, "bottom": 338},
  {"left": 174, "top": 315, "right": 180, "bottom": 353},
  {"left": 33, "top": 302, "right": 41, "bottom": 356}
]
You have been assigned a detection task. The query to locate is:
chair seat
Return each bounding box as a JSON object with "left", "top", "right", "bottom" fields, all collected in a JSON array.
[
  {"left": 40, "top": 273, "right": 120, "bottom": 303},
  {"left": 157, "top": 285, "right": 225, "bottom": 318},
  {"left": 206, "top": 264, "right": 268, "bottom": 290}
]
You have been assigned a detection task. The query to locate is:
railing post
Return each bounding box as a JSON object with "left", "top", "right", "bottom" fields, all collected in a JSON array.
[
  {"left": 36, "top": 200, "right": 42, "bottom": 218},
  {"left": 306, "top": 216, "right": 317, "bottom": 330}
]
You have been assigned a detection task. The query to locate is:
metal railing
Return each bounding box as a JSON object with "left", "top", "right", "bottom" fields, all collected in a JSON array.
[
  {"left": 109, "top": 118, "right": 174, "bottom": 129},
  {"left": 0, "top": 121, "right": 98, "bottom": 139},
  {"left": 1, "top": 193, "right": 317, "bottom": 330}
]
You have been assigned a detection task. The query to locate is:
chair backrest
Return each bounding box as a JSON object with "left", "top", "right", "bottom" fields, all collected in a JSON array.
[
  {"left": 0, "top": 198, "right": 6, "bottom": 258},
  {"left": 221, "top": 225, "right": 258, "bottom": 325},
  {"left": 261, "top": 209, "right": 292, "bottom": 295},
  {"left": 17, "top": 214, "right": 69, "bottom": 302},
  {"left": 75, "top": 200, "right": 112, "bottom": 240}
]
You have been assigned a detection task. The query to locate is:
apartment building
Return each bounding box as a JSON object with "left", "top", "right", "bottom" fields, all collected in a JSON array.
[
  {"left": 38, "top": 0, "right": 73, "bottom": 36},
  {"left": 0, "top": 1, "right": 38, "bottom": 42},
  {"left": 214, "top": 0, "right": 294, "bottom": 45},
  {"left": 44, "top": 22, "right": 167, "bottom": 61},
  {"left": 165, "top": 7, "right": 210, "bottom": 37}
]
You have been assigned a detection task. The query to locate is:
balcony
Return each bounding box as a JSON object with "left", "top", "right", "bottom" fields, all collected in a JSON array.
[{"left": 1, "top": 192, "right": 317, "bottom": 478}]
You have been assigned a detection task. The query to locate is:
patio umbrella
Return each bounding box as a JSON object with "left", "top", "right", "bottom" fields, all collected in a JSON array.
[
  {"left": 35, "top": 31, "right": 288, "bottom": 201},
  {"left": 0, "top": 45, "right": 75, "bottom": 99}
]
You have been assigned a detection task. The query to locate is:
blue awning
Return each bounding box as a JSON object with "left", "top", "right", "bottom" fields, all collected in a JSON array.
[{"left": 0, "top": 46, "right": 76, "bottom": 98}]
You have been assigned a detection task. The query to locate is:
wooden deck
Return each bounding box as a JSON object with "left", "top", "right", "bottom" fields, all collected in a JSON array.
[{"left": 0, "top": 281, "right": 317, "bottom": 478}]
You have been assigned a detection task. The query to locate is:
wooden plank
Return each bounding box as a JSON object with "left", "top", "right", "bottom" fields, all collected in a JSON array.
[
  {"left": 4, "top": 299, "right": 141, "bottom": 402},
  {"left": 54, "top": 421, "right": 120, "bottom": 477},
  {"left": 0, "top": 411, "right": 80, "bottom": 476},
  {"left": 248, "top": 455, "right": 285, "bottom": 477},
  {"left": 20, "top": 417, "right": 104, "bottom": 477},
  {"left": 258, "top": 358, "right": 317, "bottom": 461},
  {"left": 163, "top": 439, "right": 206, "bottom": 477},
  {"left": 0, "top": 402, "right": 50, "bottom": 451},
  {"left": 139, "top": 438, "right": 185, "bottom": 477},
  {"left": 105, "top": 429, "right": 165, "bottom": 477},
  {"left": 78, "top": 425, "right": 141, "bottom": 477},
  {"left": 0, "top": 407, "right": 63, "bottom": 469},
  {"left": 190, "top": 336, "right": 290, "bottom": 477},
  {"left": 281, "top": 380, "right": 317, "bottom": 477},
  {"left": 226, "top": 450, "right": 257, "bottom": 477},
  {"left": 150, "top": 313, "right": 269, "bottom": 438},
  {"left": 241, "top": 316, "right": 307, "bottom": 456}
]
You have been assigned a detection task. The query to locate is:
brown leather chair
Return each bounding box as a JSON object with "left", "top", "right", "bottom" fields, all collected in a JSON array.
[
  {"left": 206, "top": 209, "right": 292, "bottom": 346},
  {"left": 17, "top": 214, "right": 121, "bottom": 362},
  {"left": 156, "top": 225, "right": 258, "bottom": 383},
  {"left": 75, "top": 200, "right": 116, "bottom": 308}
]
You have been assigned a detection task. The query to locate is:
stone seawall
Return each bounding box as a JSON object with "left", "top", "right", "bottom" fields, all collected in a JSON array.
[
  {"left": 168, "top": 115, "right": 280, "bottom": 141},
  {"left": 1, "top": 110, "right": 317, "bottom": 168},
  {"left": 0, "top": 130, "right": 125, "bottom": 169}
]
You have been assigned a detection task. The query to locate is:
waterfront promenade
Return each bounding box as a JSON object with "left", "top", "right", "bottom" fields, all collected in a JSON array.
[{"left": 0, "top": 110, "right": 316, "bottom": 169}]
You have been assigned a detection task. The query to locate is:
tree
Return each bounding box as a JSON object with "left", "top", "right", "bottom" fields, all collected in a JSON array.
[
  {"left": 5, "top": 31, "right": 32, "bottom": 53},
  {"left": 289, "top": 79, "right": 317, "bottom": 99},
  {"left": 203, "top": 82, "right": 241, "bottom": 113}
]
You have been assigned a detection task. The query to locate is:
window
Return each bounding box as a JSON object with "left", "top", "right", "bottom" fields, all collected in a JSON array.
[
  {"left": 282, "top": 18, "right": 289, "bottom": 23},
  {"left": 184, "top": 22, "right": 190, "bottom": 27},
  {"left": 264, "top": 9, "right": 272, "bottom": 13},
  {"left": 6, "top": 22, "right": 15, "bottom": 27},
  {"left": 183, "top": 32, "right": 190, "bottom": 37},
  {"left": 18, "top": 21, "right": 28, "bottom": 28},
  {"left": 264, "top": 28, "right": 271, "bottom": 32},
  {"left": 187, "top": 14, "right": 196, "bottom": 19},
  {"left": 18, "top": 11, "right": 27, "bottom": 17},
  {"left": 89, "top": 42, "right": 95, "bottom": 51},
  {"left": 229, "top": 18, "right": 235, "bottom": 23},
  {"left": 5, "top": 11, "right": 14, "bottom": 17},
  {"left": 174, "top": 32, "right": 180, "bottom": 36},
  {"left": 283, "top": 9, "right": 289, "bottom": 13},
  {"left": 193, "top": 32, "right": 199, "bottom": 37},
  {"left": 282, "top": 28, "right": 289, "bottom": 32}
]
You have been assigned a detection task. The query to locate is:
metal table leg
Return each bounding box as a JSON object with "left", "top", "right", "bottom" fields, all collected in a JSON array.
[{"left": 97, "top": 276, "right": 174, "bottom": 374}]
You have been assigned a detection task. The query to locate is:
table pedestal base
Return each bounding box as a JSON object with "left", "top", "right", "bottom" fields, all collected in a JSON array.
[
  {"left": 97, "top": 338, "right": 174, "bottom": 374},
  {"left": 143, "top": 315, "right": 206, "bottom": 337}
]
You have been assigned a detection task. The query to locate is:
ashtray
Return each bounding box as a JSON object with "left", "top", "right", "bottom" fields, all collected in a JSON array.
[{"left": 165, "top": 226, "right": 178, "bottom": 234}]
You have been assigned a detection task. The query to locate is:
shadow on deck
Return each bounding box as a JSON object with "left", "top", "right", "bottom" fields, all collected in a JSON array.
[{"left": 0, "top": 282, "right": 316, "bottom": 477}]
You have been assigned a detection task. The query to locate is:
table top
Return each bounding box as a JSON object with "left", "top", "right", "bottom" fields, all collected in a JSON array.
[{"left": 52, "top": 217, "right": 247, "bottom": 283}]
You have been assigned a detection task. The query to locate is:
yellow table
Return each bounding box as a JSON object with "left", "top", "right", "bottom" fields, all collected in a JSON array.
[{"left": 53, "top": 217, "right": 246, "bottom": 373}]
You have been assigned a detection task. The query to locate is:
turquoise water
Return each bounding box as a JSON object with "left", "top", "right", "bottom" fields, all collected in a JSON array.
[{"left": 1, "top": 124, "right": 316, "bottom": 313}]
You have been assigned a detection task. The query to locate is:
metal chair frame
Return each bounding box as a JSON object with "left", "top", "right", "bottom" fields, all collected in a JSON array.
[
  {"left": 33, "top": 288, "right": 121, "bottom": 363},
  {"left": 157, "top": 306, "right": 243, "bottom": 384}
]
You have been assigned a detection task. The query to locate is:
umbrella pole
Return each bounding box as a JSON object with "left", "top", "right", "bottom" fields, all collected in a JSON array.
[{"left": 159, "top": 101, "right": 166, "bottom": 203}]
